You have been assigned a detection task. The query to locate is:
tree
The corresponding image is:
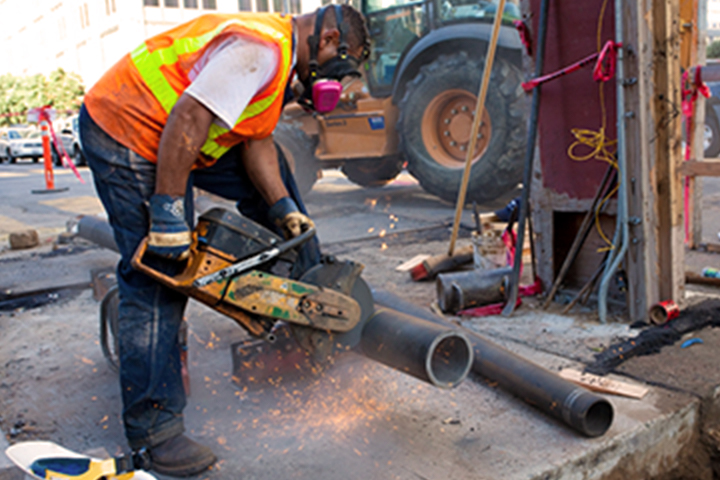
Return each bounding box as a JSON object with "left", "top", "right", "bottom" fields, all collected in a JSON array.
[
  {"left": 708, "top": 40, "right": 720, "bottom": 60},
  {"left": 0, "top": 69, "right": 85, "bottom": 127}
]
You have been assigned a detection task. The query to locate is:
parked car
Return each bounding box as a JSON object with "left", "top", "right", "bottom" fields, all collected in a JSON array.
[
  {"left": 2, "top": 129, "right": 42, "bottom": 163},
  {"left": 53, "top": 132, "right": 85, "bottom": 167},
  {"left": 702, "top": 61, "right": 720, "bottom": 158},
  {"left": 0, "top": 131, "right": 9, "bottom": 162},
  {"left": 52, "top": 115, "right": 85, "bottom": 167}
]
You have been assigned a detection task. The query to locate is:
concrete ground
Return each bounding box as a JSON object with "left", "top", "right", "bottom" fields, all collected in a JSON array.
[{"left": 2, "top": 164, "right": 720, "bottom": 479}]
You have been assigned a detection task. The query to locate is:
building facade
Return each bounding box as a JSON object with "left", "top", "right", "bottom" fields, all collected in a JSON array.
[{"left": 0, "top": 0, "right": 326, "bottom": 88}]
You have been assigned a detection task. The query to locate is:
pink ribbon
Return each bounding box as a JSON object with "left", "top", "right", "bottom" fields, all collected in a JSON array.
[
  {"left": 38, "top": 106, "right": 85, "bottom": 184},
  {"left": 682, "top": 67, "right": 710, "bottom": 242}
]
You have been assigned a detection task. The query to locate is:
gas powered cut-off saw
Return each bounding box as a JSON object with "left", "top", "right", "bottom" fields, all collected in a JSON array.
[{"left": 131, "top": 207, "right": 375, "bottom": 359}]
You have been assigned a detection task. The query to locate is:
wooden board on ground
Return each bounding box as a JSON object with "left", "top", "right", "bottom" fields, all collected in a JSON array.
[
  {"left": 395, "top": 254, "right": 432, "bottom": 272},
  {"left": 559, "top": 368, "right": 649, "bottom": 399},
  {"left": 686, "top": 271, "right": 720, "bottom": 287}
]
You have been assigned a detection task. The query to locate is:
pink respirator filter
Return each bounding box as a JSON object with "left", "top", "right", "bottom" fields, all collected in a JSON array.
[{"left": 312, "top": 80, "right": 343, "bottom": 113}]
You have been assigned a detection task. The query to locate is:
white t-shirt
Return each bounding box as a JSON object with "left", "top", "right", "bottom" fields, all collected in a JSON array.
[{"left": 184, "top": 35, "right": 281, "bottom": 130}]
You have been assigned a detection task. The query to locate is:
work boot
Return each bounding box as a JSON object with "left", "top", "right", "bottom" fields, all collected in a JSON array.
[{"left": 149, "top": 434, "right": 217, "bottom": 477}]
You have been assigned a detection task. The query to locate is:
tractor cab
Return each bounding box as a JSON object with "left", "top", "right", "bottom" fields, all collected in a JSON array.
[{"left": 362, "top": 0, "right": 521, "bottom": 95}]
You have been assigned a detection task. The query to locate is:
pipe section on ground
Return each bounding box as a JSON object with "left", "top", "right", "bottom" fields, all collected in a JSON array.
[
  {"left": 77, "top": 215, "right": 119, "bottom": 253},
  {"left": 360, "top": 307, "right": 473, "bottom": 389},
  {"left": 372, "top": 289, "right": 614, "bottom": 437},
  {"left": 436, "top": 267, "right": 511, "bottom": 313}
]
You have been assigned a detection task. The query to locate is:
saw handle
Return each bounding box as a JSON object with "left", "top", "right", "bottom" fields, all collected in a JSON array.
[
  {"left": 131, "top": 226, "right": 317, "bottom": 290},
  {"left": 131, "top": 237, "right": 188, "bottom": 289}
]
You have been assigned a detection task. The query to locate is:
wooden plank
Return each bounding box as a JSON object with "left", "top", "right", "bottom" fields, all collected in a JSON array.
[
  {"left": 697, "top": 242, "right": 720, "bottom": 253},
  {"left": 559, "top": 368, "right": 649, "bottom": 399},
  {"left": 680, "top": 160, "right": 720, "bottom": 176},
  {"left": 395, "top": 254, "right": 431, "bottom": 272},
  {"left": 686, "top": 271, "right": 720, "bottom": 286},
  {"left": 653, "top": 0, "right": 685, "bottom": 303},
  {"left": 624, "top": 0, "right": 659, "bottom": 321},
  {"left": 679, "top": 0, "right": 698, "bottom": 70}
]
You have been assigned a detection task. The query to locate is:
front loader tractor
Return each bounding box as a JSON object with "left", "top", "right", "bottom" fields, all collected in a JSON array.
[{"left": 275, "top": 0, "right": 527, "bottom": 204}]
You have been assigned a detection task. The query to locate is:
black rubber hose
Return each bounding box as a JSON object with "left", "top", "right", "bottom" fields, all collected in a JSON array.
[{"left": 371, "top": 288, "right": 614, "bottom": 437}]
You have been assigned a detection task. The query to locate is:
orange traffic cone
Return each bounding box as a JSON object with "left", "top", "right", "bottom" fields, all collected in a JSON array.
[{"left": 31, "top": 109, "right": 69, "bottom": 194}]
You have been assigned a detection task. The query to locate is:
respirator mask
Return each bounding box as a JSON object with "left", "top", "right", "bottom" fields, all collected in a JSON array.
[{"left": 298, "top": 5, "right": 366, "bottom": 113}]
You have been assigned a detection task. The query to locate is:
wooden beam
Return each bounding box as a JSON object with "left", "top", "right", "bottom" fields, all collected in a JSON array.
[
  {"left": 686, "top": 271, "right": 720, "bottom": 286},
  {"left": 681, "top": 159, "right": 720, "bottom": 176},
  {"left": 652, "top": 0, "right": 685, "bottom": 303},
  {"left": 624, "top": 0, "right": 659, "bottom": 321}
]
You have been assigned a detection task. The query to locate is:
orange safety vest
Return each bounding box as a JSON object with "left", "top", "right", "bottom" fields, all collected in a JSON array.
[{"left": 84, "top": 13, "right": 294, "bottom": 167}]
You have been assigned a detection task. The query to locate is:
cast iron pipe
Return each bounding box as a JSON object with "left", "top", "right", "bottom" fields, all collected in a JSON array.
[
  {"left": 436, "top": 267, "right": 511, "bottom": 313},
  {"left": 372, "top": 289, "right": 614, "bottom": 437},
  {"left": 77, "top": 215, "right": 119, "bottom": 253},
  {"left": 360, "top": 307, "right": 473, "bottom": 389}
]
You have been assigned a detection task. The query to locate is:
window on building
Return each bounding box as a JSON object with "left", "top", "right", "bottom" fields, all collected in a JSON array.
[
  {"left": 144, "top": 0, "right": 160, "bottom": 5},
  {"left": 272, "top": 0, "right": 282, "bottom": 13},
  {"left": 290, "top": 0, "right": 300, "bottom": 13},
  {"left": 165, "top": 0, "right": 179, "bottom": 7},
  {"left": 256, "top": 0, "right": 268, "bottom": 11},
  {"left": 238, "top": 0, "right": 251, "bottom": 10},
  {"left": 321, "top": 0, "right": 332, "bottom": 6},
  {"left": 184, "top": 0, "right": 198, "bottom": 7},
  {"left": 202, "top": 0, "right": 216, "bottom": 8}
]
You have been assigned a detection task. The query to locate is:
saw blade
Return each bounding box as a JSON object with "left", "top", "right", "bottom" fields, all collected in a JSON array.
[{"left": 291, "top": 259, "right": 374, "bottom": 361}]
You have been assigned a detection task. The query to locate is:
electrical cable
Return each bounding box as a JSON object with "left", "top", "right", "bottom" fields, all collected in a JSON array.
[{"left": 565, "top": 0, "right": 618, "bottom": 252}]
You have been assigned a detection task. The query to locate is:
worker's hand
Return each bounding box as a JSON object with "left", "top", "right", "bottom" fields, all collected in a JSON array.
[
  {"left": 268, "top": 197, "right": 315, "bottom": 239},
  {"left": 147, "top": 194, "right": 192, "bottom": 261}
]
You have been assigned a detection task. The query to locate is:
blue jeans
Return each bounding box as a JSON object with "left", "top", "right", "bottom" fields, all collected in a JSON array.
[{"left": 79, "top": 104, "right": 319, "bottom": 449}]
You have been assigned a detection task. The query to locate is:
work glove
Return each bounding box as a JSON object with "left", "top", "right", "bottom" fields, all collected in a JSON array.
[
  {"left": 147, "top": 194, "right": 192, "bottom": 261},
  {"left": 268, "top": 197, "right": 315, "bottom": 239}
]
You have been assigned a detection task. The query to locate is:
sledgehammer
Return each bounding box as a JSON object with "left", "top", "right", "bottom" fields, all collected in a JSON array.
[{"left": 409, "top": 244, "right": 475, "bottom": 281}]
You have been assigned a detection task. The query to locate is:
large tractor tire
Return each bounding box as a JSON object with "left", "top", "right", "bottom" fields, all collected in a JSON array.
[
  {"left": 274, "top": 122, "right": 320, "bottom": 197},
  {"left": 341, "top": 155, "right": 404, "bottom": 187},
  {"left": 398, "top": 52, "right": 526, "bottom": 204}
]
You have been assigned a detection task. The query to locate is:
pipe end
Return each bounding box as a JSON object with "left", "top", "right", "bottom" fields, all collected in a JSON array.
[
  {"left": 427, "top": 331, "right": 474, "bottom": 388},
  {"left": 565, "top": 388, "right": 614, "bottom": 437}
]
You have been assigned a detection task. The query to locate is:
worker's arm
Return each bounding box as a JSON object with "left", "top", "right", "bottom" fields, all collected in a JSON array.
[
  {"left": 145, "top": 94, "right": 214, "bottom": 260},
  {"left": 155, "top": 94, "right": 215, "bottom": 196},
  {"left": 241, "top": 136, "right": 289, "bottom": 206},
  {"left": 146, "top": 36, "right": 278, "bottom": 260},
  {"left": 243, "top": 136, "right": 315, "bottom": 239}
]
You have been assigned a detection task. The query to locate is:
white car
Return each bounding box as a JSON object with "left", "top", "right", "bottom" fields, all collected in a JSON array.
[
  {"left": 3, "top": 129, "right": 43, "bottom": 163},
  {"left": 0, "top": 132, "right": 9, "bottom": 162},
  {"left": 53, "top": 115, "right": 85, "bottom": 167}
]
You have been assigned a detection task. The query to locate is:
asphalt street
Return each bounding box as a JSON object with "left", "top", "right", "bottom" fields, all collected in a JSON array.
[
  {"left": 2, "top": 159, "right": 720, "bottom": 249},
  {"left": 0, "top": 162, "right": 511, "bottom": 250}
]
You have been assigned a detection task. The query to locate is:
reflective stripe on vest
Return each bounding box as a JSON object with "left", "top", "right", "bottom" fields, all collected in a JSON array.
[{"left": 130, "top": 17, "right": 292, "bottom": 159}]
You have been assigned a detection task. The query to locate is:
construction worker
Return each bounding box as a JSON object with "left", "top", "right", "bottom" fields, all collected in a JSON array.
[{"left": 78, "top": 6, "right": 369, "bottom": 477}]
